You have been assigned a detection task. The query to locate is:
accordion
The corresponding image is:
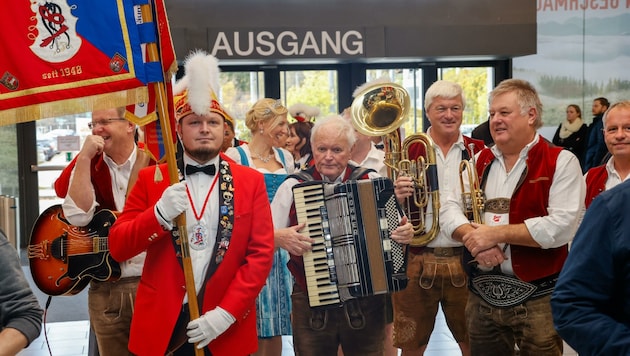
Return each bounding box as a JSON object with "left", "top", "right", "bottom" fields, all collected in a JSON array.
[{"left": 292, "top": 177, "right": 408, "bottom": 308}]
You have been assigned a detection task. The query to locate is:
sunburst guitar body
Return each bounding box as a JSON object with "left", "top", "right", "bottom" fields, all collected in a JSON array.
[{"left": 28, "top": 205, "right": 121, "bottom": 296}]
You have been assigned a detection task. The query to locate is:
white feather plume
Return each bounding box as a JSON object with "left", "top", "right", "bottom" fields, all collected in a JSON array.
[
  {"left": 288, "top": 103, "right": 320, "bottom": 120},
  {"left": 352, "top": 76, "right": 392, "bottom": 98},
  {"left": 172, "top": 76, "right": 188, "bottom": 96},
  {"left": 175, "top": 50, "right": 220, "bottom": 116}
]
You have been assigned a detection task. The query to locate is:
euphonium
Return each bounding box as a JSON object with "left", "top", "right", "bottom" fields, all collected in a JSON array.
[
  {"left": 459, "top": 143, "right": 484, "bottom": 224},
  {"left": 351, "top": 82, "right": 439, "bottom": 246}
]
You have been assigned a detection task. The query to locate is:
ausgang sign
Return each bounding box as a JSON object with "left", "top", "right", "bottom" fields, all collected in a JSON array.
[{"left": 209, "top": 29, "right": 365, "bottom": 60}]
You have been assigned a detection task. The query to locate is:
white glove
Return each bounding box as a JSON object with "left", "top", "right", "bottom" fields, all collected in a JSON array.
[
  {"left": 154, "top": 182, "right": 188, "bottom": 229},
  {"left": 186, "top": 307, "right": 235, "bottom": 349}
]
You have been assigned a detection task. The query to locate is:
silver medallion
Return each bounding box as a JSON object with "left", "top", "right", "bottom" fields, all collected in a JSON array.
[{"left": 190, "top": 221, "right": 209, "bottom": 250}]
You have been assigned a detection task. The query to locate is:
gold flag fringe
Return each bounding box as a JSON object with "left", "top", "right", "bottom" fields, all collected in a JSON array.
[{"left": 0, "top": 87, "right": 149, "bottom": 126}]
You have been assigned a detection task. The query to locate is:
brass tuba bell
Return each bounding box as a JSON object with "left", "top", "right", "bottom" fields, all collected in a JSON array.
[{"left": 351, "top": 82, "right": 439, "bottom": 246}]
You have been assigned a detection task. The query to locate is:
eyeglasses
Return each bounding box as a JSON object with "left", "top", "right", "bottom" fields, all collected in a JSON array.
[{"left": 88, "top": 118, "right": 127, "bottom": 129}]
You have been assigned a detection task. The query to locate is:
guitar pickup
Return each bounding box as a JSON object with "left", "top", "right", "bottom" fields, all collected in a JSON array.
[{"left": 49, "top": 232, "right": 68, "bottom": 262}]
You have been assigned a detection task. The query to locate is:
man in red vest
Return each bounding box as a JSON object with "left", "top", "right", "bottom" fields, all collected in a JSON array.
[
  {"left": 441, "top": 79, "right": 585, "bottom": 355},
  {"left": 551, "top": 100, "right": 630, "bottom": 354},
  {"left": 391, "top": 80, "right": 483, "bottom": 356},
  {"left": 583, "top": 101, "right": 630, "bottom": 208},
  {"left": 270, "top": 115, "right": 414, "bottom": 355},
  {"left": 54, "top": 106, "right": 149, "bottom": 356}
]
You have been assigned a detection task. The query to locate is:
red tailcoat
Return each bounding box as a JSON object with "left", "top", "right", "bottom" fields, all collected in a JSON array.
[{"left": 109, "top": 155, "right": 274, "bottom": 355}]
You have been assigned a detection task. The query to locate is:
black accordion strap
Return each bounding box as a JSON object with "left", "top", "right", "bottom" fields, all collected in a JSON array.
[{"left": 287, "top": 164, "right": 375, "bottom": 183}]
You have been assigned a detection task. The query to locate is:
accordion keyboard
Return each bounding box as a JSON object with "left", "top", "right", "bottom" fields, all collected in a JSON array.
[
  {"left": 293, "top": 182, "right": 341, "bottom": 307},
  {"left": 292, "top": 178, "right": 408, "bottom": 308}
]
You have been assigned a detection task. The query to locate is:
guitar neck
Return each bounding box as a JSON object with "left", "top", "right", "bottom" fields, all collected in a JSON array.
[{"left": 92, "top": 237, "right": 109, "bottom": 252}]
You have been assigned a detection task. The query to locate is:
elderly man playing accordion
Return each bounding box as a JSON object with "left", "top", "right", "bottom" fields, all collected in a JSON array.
[
  {"left": 271, "top": 114, "right": 414, "bottom": 356},
  {"left": 440, "top": 79, "right": 585, "bottom": 356}
]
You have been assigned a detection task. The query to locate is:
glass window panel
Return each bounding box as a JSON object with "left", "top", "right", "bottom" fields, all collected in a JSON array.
[
  {"left": 218, "top": 71, "right": 264, "bottom": 142},
  {"left": 438, "top": 67, "right": 494, "bottom": 136},
  {"left": 280, "top": 70, "right": 338, "bottom": 119},
  {"left": 36, "top": 113, "right": 87, "bottom": 213},
  {"left": 366, "top": 68, "right": 423, "bottom": 138}
]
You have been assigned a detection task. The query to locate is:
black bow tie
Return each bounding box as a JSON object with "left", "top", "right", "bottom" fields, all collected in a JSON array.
[
  {"left": 185, "top": 164, "right": 216, "bottom": 176},
  {"left": 375, "top": 144, "right": 385, "bottom": 150}
]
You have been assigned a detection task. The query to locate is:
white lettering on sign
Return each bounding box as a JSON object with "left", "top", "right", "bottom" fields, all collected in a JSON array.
[{"left": 211, "top": 30, "right": 364, "bottom": 58}]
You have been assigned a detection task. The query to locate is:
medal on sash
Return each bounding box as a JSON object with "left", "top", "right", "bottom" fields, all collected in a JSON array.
[
  {"left": 190, "top": 221, "right": 209, "bottom": 250},
  {"left": 185, "top": 173, "right": 219, "bottom": 251}
]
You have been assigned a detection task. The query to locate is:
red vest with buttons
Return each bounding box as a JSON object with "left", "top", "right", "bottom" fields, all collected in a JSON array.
[
  {"left": 54, "top": 142, "right": 152, "bottom": 210},
  {"left": 584, "top": 165, "right": 607, "bottom": 208},
  {"left": 476, "top": 139, "right": 567, "bottom": 282},
  {"left": 54, "top": 154, "right": 116, "bottom": 211}
]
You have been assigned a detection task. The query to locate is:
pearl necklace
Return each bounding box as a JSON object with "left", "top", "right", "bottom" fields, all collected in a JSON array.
[{"left": 253, "top": 150, "right": 273, "bottom": 163}]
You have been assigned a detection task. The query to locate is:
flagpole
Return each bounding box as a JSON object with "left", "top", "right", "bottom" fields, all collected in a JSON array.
[{"left": 141, "top": 4, "right": 204, "bottom": 355}]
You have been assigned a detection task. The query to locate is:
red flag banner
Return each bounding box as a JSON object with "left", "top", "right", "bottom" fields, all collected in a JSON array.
[
  {"left": 0, "top": 0, "right": 164, "bottom": 125},
  {"left": 153, "top": 0, "right": 177, "bottom": 80}
]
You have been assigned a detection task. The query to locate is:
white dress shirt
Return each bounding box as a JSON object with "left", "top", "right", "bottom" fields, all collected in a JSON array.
[
  {"left": 350, "top": 142, "right": 387, "bottom": 177},
  {"left": 440, "top": 134, "right": 585, "bottom": 275},
  {"left": 425, "top": 130, "right": 470, "bottom": 248},
  {"left": 181, "top": 154, "right": 221, "bottom": 297}
]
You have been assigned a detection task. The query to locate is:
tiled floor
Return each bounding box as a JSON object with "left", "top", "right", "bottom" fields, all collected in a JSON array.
[
  {"left": 18, "top": 308, "right": 578, "bottom": 356},
  {"left": 18, "top": 261, "right": 576, "bottom": 356},
  {"left": 19, "top": 320, "right": 90, "bottom": 356}
]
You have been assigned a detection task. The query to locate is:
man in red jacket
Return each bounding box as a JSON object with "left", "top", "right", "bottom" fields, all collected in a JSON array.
[{"left": 108, "top": 51, "right": 274, "bottom": 356}]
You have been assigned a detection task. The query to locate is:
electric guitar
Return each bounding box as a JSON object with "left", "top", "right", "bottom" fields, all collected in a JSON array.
[{"left": 28, "top": 204, "right": 121, "bottom": 296}]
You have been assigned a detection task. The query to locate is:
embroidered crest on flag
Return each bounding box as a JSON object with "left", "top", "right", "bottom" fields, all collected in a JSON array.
[{"left": 29, "top": 1, "right": 82, "bottom": 63}]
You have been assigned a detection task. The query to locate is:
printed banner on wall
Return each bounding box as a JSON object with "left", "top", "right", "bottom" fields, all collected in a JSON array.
[
  {"left": 513, "top": 3, "right": 630, "bottom": 131},
  {"left": 0, "top": 0, "right": 166, "bottom": 125}
]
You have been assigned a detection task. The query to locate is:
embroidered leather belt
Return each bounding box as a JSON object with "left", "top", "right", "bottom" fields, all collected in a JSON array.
[
  {"left": 470, "top": 272, "right": 559, "bottom": 308},
  {"left": 485, "top": 198, "right": 511, "bottom": 214},
  {"left": 409, "top": 246, "right": 464, "bottom": 257}
]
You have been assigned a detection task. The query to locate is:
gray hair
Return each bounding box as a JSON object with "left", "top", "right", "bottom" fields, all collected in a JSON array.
[
  {"left": 424, "top": 80, "right": 466, "bottom": 112},
  {"left": 310, "top": 114, "right": 357, "bottom": 148},
  {"left": 603, "top": 100, "right": 630, "bottom": 127},
  {"left": 489, "top": 79, "right": 544, "bottom": 129}
]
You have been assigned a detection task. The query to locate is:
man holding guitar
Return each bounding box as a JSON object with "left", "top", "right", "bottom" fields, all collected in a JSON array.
[{"left": 54, "top": 106, "right": 149, "bottom": 356}]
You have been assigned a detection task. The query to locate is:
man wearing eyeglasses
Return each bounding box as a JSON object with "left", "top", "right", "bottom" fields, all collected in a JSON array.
[{"left": 54, "top": 107, "right": 149, "bottom": 356}]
